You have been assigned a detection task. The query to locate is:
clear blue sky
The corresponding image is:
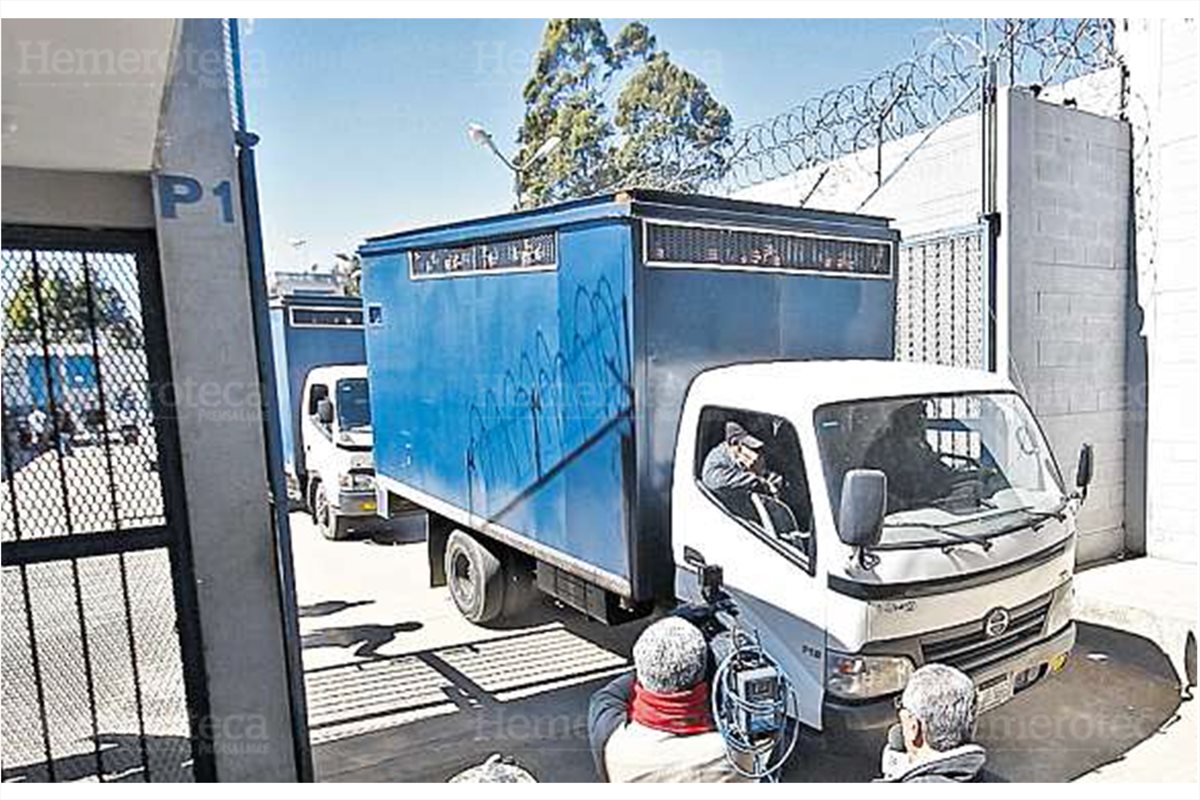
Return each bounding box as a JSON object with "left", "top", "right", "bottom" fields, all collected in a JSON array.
[{"left": 244, "top": 18, "right": 976, "bottom": 272}]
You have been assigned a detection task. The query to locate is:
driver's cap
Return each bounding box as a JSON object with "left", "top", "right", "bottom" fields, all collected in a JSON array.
[{"left": 725, "top": 421, "right": 763, "bottom": 449}]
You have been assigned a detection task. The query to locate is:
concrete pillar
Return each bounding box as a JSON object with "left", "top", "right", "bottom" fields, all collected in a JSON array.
[{"left": 152, "top": 19, "right": 299, "bottom": 781}]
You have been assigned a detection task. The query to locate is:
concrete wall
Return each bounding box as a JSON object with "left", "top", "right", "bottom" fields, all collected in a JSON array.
[
  {"left": 736, "top": 111, "right": 981, "bottom": 236},
  {"left": 1001, "top": 89, "right": 1133, "bottom": 565},
  {"left": 152, "top": 20, "right": 299, "bottom": 780},
  {"left": 1118, "top": 19, "right": 1200, "bottom": 564},
  {"left": 1, "top": 167, "right": 154, "bottom": 229}
]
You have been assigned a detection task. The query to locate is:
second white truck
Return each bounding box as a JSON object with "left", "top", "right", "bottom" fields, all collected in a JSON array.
[{"left": 297, "top": 364, "right": 377, "bottom": 539}]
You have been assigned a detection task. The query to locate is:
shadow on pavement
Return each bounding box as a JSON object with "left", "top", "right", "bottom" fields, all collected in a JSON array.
[
  {"left": 299, "top": 599, "right": 375, "bottom": 618},
  {"left": 782, "top": 621, "right": 1182, "bottom": 783},
  {"left": 310, "top": 616, "right": 644, "bottom": 782},
  {"left": 358, "top": 527, "right": 426, "bottom": 546},
  {"left": 311, "top": 620, "right": 1183, "bottom": 783},
  {"left": 303, "top": 622, "right": 425, "bottom": 658},
  {"left": 1, "top": 733, "right": 194, "bottom": 783},
  {"left": 979, "top": 621, "right": 1181, "bottom": 782}
]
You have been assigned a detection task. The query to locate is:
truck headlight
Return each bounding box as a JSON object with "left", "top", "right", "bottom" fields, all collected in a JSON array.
[
  {"left": 1045, "top": 579, "right": 1074, "bottom": 634},
  {"left": 825, "top": 651, "right": 913, "bottom": 700},
  {"left": 338, "top": 471, "right": 375, "bottom": 491}
]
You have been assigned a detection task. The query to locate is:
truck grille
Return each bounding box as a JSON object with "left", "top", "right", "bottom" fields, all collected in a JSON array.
[{"left": 920, "top": 592, "right": 1052, "bottom": 674}]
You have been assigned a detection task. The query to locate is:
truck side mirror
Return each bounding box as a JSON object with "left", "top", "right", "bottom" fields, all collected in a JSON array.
[
  {"left": 838, "top": 469, "right": 887, "bottom": 549},
  {"left": 317, "top": 398, "right": 334, "bottom": 426},
  {"left": 1075, "top": 442, "right": 1093, "bottom": 499},
  {"left": 682, "top": 546, "right": 724, "bottom": 604}
]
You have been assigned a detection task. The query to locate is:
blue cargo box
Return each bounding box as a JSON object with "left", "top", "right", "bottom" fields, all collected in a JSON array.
[
  {"left": 360, "top": 190, "right": 898, "bottom": 603},
  {"left": 269, "top": 293, "right": 366, "bottom": 480}
]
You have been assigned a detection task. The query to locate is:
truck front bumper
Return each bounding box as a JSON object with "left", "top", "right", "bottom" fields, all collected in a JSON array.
[
  {"left": 337, "top": 490, "right": 378, "bottom": 517},
  {"left": 822, "top": 621, "right": 1077, "bottom": 739}
]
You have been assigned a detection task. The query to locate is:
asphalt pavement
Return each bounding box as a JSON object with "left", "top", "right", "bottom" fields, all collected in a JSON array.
[{"left": 288, "top": 510, "right": 1185, "bottom": 783}]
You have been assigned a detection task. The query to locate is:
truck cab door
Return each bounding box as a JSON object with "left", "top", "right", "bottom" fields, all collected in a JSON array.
[
  {"left": 300, "top": 381, "right": 331, "bottom": 480},
  {"left": 303, "top": 383, "right": 330, "bottom": 450},
  {"left": 673, "top": 404, "right": 827, "bottom": 730}
]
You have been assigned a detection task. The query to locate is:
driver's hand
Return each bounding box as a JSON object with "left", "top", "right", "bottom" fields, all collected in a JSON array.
[
  {"left": 733, "top": 445, "right": 759, "bottom": 471},
  {"left": 764, "top": 472, "right": 783, "bottom": 493}
]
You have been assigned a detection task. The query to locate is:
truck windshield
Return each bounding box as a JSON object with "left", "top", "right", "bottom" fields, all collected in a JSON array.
[
  {"left": 814, "top": 392, "right": 1066, "bottom": 548},
  {"left": 335, "top": 378, "right": 371, "bottom": 431}
]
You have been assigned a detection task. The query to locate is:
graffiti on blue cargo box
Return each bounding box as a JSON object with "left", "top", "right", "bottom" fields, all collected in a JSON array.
[{"left": 465, "top": 276, "right": 632, "bottom": 519}]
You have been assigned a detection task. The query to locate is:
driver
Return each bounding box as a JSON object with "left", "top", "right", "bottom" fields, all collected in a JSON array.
[
  {"left": 864, "top": 401, "right": 956, "bottom": 511},
  {"left": 701, "top": 421, "right": 781, "bottom": 520}
]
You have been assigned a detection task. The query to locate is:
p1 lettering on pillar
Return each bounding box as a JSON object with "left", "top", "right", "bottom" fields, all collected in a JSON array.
[{"left": 157, "top": 174, "right": 236, "bottom": 224}]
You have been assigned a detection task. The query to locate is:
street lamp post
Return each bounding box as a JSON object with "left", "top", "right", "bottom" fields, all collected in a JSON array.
[{"left": 467, "top": 122, "right": 561, "bottom": 206}]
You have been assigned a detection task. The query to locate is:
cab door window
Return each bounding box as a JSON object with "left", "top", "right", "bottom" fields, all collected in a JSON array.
[
  {"left": 693, "top": 405, "right": 815, "bottom": 570},
  {"left": 308, "top": 383, "right": 331, "bottom": 435}
]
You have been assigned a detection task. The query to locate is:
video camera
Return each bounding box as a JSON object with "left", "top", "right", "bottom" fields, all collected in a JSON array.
[{"left": 680, "top": 547, "right": 800, "bottom": 782}]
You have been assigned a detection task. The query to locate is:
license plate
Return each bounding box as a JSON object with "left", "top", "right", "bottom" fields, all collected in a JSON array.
[
  {"left": 975, "top": 672, "right": 1013, "bottom": 714},
  {"left": 359, "top": 499, "right": 377, "bottom": 512}
]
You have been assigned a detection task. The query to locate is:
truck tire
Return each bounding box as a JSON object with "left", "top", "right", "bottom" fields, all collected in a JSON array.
[
  {"left": 314, "top": 484, "right": 350, "bottom": 541},
  {"left": 445, "top": 530, "right": 504, "bottom": 624}
]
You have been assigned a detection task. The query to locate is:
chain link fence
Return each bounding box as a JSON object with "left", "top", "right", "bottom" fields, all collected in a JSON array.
[
  {"left": 2, "top": 230, "right": 211, "bottom": 783},
  {"left": 2, "top": 248, "right": 164, "bottom": 541}
]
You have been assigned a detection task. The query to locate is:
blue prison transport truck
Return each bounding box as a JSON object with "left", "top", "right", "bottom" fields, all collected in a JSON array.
[
  {"left": 360, "top": 190, "right": 1083, "bottom": 739},
  {"left": 360, "top": 190, "right": 897, "bottom": 620},
  {"left": 269, "top": 292, "right": 366, "bottom": 498}
]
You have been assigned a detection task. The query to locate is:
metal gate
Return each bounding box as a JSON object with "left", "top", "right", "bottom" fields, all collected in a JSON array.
[
  {"left": 1, "top": 226, "right": 214, "bottom": 782},
  {"left": 894, "top": 223, "right": 991, "bottom": 371}
]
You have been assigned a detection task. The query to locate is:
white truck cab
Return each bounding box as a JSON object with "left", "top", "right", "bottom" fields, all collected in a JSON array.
[
  {"left": 299, "top": 364, "right": 376, "bottom": 539},
  {"left": 673, "top": 360, "right": 1079, "bottom": 735}
]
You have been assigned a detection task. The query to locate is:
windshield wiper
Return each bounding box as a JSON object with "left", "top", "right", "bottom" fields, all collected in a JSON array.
[
  {"left": 881, "top": 520, "right": 994, "bottom": 551},
  {"left": 990, "top": 501, "right": 1069, "bottom": 534}
]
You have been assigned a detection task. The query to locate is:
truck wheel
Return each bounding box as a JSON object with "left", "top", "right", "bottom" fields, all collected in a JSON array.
[
  {"left": 445, "top": 530, "right": 504, "bottom": 623},
  {"left": 315, "top": 486, "right": 350, "bottom": 541}
]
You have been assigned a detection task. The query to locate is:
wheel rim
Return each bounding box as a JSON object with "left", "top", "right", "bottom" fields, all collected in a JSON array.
[{"left": 451, "top": 550, "right": 476, "bottom": 607}]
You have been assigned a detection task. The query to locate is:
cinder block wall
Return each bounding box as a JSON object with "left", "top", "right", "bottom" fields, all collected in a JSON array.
[{"left": 1002, "top": 89, "right": 1133, "bottom": 564}]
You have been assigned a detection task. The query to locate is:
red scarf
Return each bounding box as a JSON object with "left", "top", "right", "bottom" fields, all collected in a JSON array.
[{"left": 629, "top": 680, "right": 715, "bottom": 735}]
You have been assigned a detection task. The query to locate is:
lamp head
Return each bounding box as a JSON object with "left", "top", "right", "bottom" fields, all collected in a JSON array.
[{"left": 466, "top": 122, "right": 493, "bottom": 147}]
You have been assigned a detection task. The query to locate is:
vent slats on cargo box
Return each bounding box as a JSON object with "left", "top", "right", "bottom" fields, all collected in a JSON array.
[{"left": 644, "top": 222, "right": 891, "bottom": 276}]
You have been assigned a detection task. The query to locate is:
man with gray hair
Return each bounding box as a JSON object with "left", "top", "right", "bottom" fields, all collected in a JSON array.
[
  {"left": 588, "top": 616, "right": 749, "bottom": 782},
  {"left": 880, "top": 663, "right": 988, "bottom": 782}
]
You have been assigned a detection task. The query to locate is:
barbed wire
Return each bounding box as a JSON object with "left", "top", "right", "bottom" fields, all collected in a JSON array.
[
  {"left": 705, "top": 18, "right": 1120, "bottom": 193},
  {"left": 580, "top": 19, "right": 1123, "bottom": 201}
]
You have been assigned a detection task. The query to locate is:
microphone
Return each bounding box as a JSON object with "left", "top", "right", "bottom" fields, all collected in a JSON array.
[{"left": 880, "top": 723, "right": 909, "bottom": 779}]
